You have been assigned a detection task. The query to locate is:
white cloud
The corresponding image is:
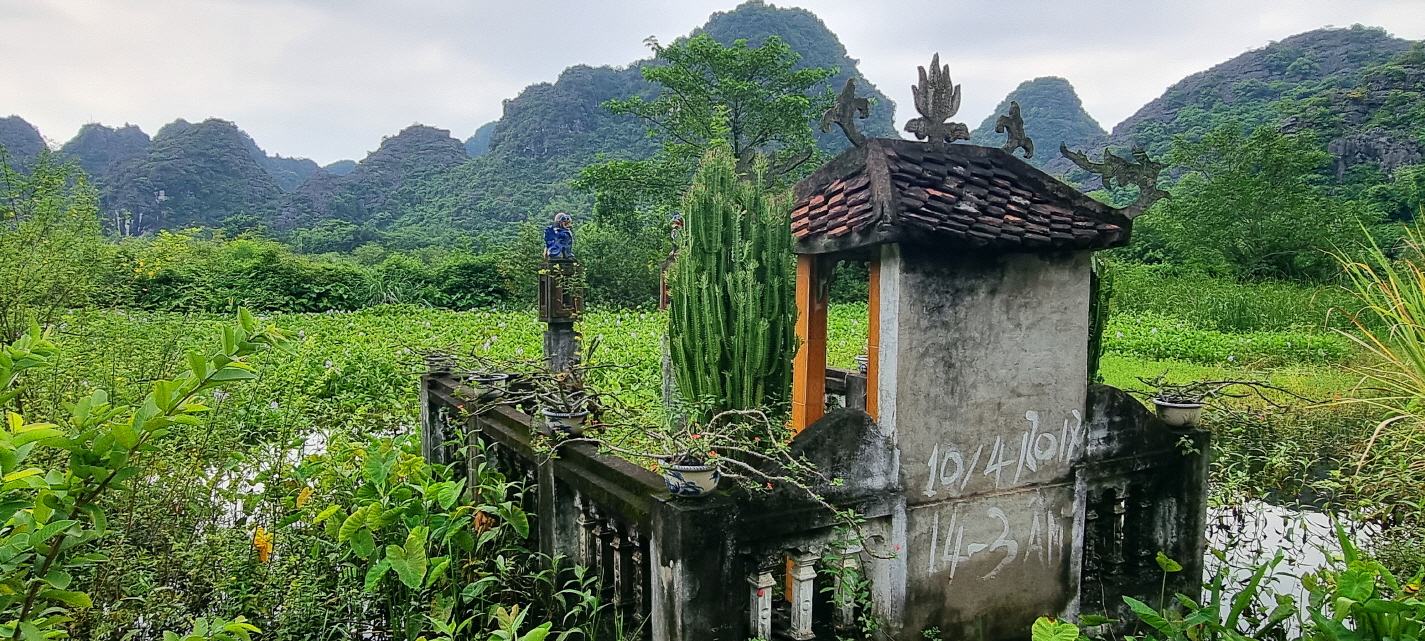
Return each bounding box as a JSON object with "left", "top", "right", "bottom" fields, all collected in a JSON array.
[{"left": 2, "top": 0, "right": 1423, "bottom": 164}]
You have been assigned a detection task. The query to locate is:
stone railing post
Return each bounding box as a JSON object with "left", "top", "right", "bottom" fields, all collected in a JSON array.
[
  {"left": 788, "top": 551, "right": 820, "bottom": 640},
  {"left": 419, "top": 353, "right": 456, "bottom": 466},
  {"left": 749, "top": 565, "right": 777, "bottom": 640},
  {"left": 833, "top": 543, "right": 863, "bottom": 633},
  {"left": 649, "top": 494, "right": 741, "bottom": 641}
]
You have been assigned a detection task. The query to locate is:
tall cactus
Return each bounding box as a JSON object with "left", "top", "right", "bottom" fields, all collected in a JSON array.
[{"left": 668, "top": 144, "right": 797, "bottom": 418}]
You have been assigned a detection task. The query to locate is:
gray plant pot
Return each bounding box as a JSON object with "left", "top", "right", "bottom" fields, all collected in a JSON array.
[
  {"left": 1153, "top": 400, "right": 1204, "bottom": 428},
  {"left": 468, "top": 373, "right": 510, "bottom": 400}
]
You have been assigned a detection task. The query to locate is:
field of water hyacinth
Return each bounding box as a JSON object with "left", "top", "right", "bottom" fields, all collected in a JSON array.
[{"left": 33, "top": 302, "right": 1360, "bottom": 449}]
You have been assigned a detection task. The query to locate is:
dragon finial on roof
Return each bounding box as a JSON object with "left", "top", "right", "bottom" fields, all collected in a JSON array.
[
  {"left": 1060, "top": 144, "right": 1170, "bottom": 216},
  {"left": 996, "top": 101, "right": 1033, "bottom": 159}
]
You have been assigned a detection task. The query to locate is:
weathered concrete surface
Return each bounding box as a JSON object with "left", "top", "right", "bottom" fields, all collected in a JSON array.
[
  {"left": 1078, "top": 385, "right": 1209, "bottom": 629},
  {"left": 876, "top": 244, "right": 1093, "bottom": 640},
  {"left": 648, "top": 494, "right": 744, "bottom": 641},
  {"left": 791, "top": 408, "right": 899, "bottom": 502}
]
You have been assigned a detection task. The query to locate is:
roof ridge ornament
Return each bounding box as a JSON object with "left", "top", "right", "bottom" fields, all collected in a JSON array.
[
  {"left": 821, "top": 77, "right": 871, "bottom": 147},
  {"left": 996, "top": 101, "right": 1034, "bottom": 159},
  {"left": 1060, "top": 143, "right": 1170, "bottom": 217},
  {"left": 904, "top": 53, "right": 970, "bottom": 144}
]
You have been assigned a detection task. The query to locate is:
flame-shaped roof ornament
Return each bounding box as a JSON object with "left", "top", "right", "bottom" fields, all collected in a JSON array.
[{"left": 904, "top": 53, "right": 969, "bottom": 144}]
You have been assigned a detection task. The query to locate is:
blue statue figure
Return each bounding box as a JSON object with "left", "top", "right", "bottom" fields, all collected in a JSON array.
[{"left": 544, "top": 212, "right": 575, "bottom": 260}]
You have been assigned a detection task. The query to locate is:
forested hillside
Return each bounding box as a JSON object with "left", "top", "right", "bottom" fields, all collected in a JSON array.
[
  {"left": 278, "top": 124, "right": 470, "bottom": 251},
  {"left": 464, "top": 121, "right": 496, "bottom": 157},
  {"left": 693, "top": 0, "right": 898, "bottom": 147},
  {"left": 4, "top": 13, "right": 1422, "bottom": 248},
  {"left": 0, "top": 115, "right": 44, "bottom": 171},
  {"left": 98, "top": 119, "right": 285, "bottom": 234},
  {"left": 271, "top": 0, "right": 899, "bottom": 248},
  {"left": 1108, "top": 26, "right": 1417, "bottom": 158},
  {"left": 58, "top": 123, "right": 150, "bottom": 180}
]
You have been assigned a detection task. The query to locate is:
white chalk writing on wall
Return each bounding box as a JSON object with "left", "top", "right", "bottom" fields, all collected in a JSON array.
[
  {"left": 921, "top": 409, "right": 1084, "bottom": 498},
  {"left": 924, "top": 494, "right": 1069, "bottom": 584}
]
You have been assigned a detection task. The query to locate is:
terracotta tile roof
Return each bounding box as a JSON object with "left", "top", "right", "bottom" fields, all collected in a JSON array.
[{"left": 791, "top": 138, "right": 1132, "bottom": 255}]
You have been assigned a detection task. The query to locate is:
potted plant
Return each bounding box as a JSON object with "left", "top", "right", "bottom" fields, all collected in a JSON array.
[
  {"left": 465, "top": 371, "right": 510, "bottom": 400},
  {"left": 561, "top": 409, "right": 829, "bottom": 500},
  {"left": 1139, "top": 375, "right": 1309, "bottom": 429},
  {"left": 1152, "top": 394, "right": 1205, "bottom": 428},
  {"left": 659, "top": 451, "right": 722, "bottom": 498}
]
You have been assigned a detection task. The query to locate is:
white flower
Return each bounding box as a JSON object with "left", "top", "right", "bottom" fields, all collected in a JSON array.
[
  {"left": 213, "top": 390, "right": 230, "bottom": 402},
  {"left": 325, "top": 360, "right": 333, "bottom": 368},
  {"left": 1227, "top": 355, "right": 1236, "bottom": 362},
  {"left": 269, "top": 401, "right": 280, "bottom": 409},
  {"left": 1115, "top": 331, "right": 1124, "bottom": 338}
]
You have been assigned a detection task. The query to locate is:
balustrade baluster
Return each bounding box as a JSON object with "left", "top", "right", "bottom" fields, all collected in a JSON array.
[
  {"left": 788, "top": 552, "right": 819, "bottom": 640},
  {"left": 588, "top": 505, "right": 605, "bottom": 578},
  {"left": 833, "top": 543, "right": 862, "bottom": 633},
  {"left": 608, "top": 519, "right": 626, "bottom": 606},
  {"left": 749, "top": 566, "right": 776, "bottom": 641},
  {"left": 574, "top": 492, "right": 594, "bottom": 567},
  {"left": 628, "top": 526, "right": 647, "bottom": 629},
  {"left": 600, "top": 516, "right": 618, "bottom": 596}
]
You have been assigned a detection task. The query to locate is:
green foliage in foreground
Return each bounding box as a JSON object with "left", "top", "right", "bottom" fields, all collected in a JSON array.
[
  {"left": 0, "top": 152, "right": 109, "bottom": 341},
  {"left": 0, "top": 311, "right": 284, "bottom": 639},
  {"left": 1032, "top": 530, "right": 1424, "bottom": 641}
]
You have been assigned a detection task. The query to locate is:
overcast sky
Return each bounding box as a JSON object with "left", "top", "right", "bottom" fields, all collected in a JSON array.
[{"left": 4, "top": 0, "right": 1425, "bottom": 165}]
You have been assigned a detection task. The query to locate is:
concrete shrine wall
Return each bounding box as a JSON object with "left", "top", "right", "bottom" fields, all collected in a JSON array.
[{"left": 874, "top": 243, "right": 1094, "bottom": 640}]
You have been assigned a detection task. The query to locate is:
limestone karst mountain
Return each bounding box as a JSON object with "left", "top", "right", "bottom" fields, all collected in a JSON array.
[
  {"left": 99, "top": 118, "right": 285, "bottom": 235},
  {"left": 7, "top": 11, "right": 1423, "bottom": 242},
  {"left": 464, "top": 122, "right": 496, "bottom": 158},
  {"left": 58, "top": 123, "right": 151, "bottom": 180},
  {"left": 323, "top": 160, "right": 357, "bottom": 176},
  {"left": 1106, "top": 25, "right": 1418, "bottom": 163},
  {"left": 277, "top": 124, "right": 468, "bottom": 233},
  {"left": 0, "top": 116, "right": 46, "bottom": 172}
]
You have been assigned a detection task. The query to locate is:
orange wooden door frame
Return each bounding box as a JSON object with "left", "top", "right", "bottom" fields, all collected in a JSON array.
[
  {"left": 866, "top": 254, "right": 880, "bottom": 420},
  {"left": 791, "top": 254, "right": 828, "bottom": 434}
]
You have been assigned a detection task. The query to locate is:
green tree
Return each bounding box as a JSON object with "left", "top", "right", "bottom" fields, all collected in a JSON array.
[
  {"left": 1125, "top": 123, "right": 1377, "bottom": 280},
  {"left": 668, "top": 144, "right": 796, "bottom": 417},
  {"left": 0, "top": 150, "right": 109, "bottom": 341},
  {"left": 576, "top": 33, "right": 835, "bottom": 218}
]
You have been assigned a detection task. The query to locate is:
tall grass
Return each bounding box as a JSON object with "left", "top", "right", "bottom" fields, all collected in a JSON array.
[
  {"left": 1109, "top": 263, "right": 1360, "bottom": 333},
  {"left": 1332, "top": 228, "right": 1425, "bottom": 529}
]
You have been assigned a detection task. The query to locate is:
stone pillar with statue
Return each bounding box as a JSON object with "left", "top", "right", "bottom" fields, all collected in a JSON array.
[{"left": 540, "top": 212, "right": 584, "bottom": 373}]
